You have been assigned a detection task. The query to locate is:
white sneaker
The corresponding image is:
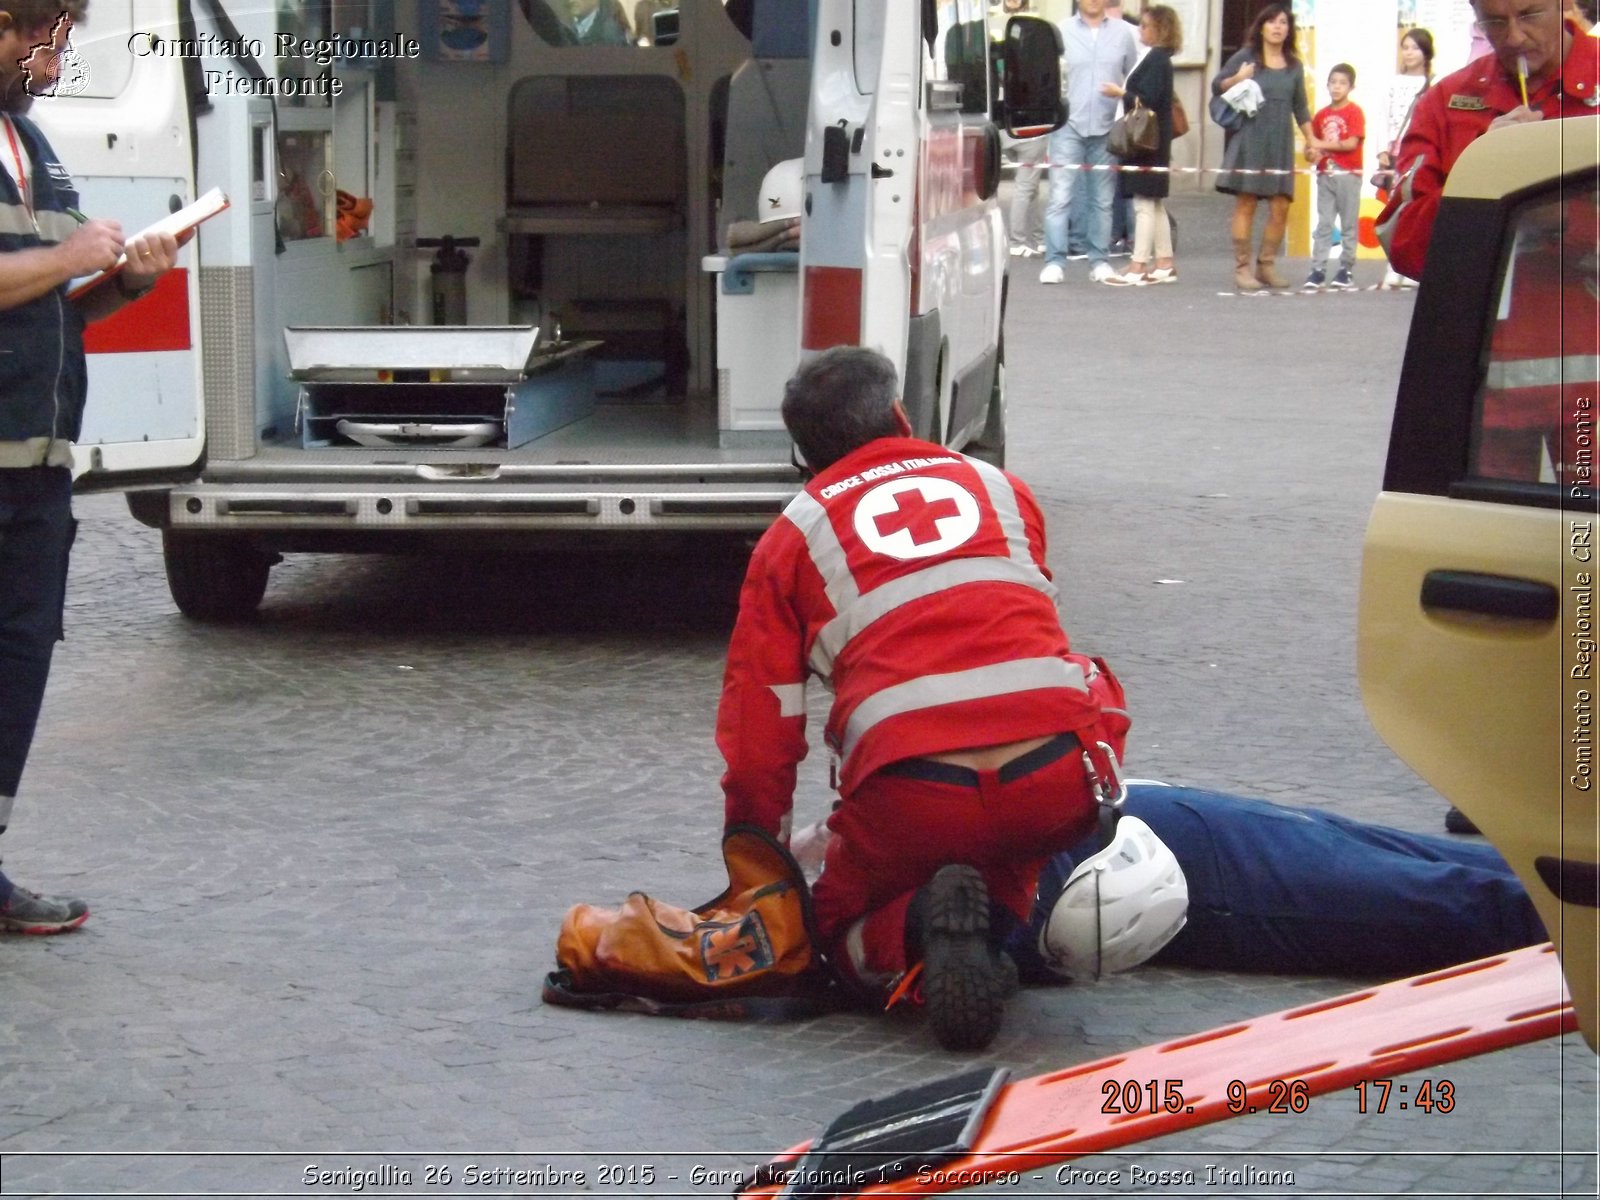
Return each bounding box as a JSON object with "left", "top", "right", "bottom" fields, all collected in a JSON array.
[
  {"left": 1089, "top": 262, "right": 1117, "bottom": 284},
  {"left": 1039, "top": 262, "right": 1065, "bottom": 285}
]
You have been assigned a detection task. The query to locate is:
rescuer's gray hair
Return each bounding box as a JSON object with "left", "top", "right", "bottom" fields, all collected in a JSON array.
[{"left": 781, "top": 347, "right": 903, "bottom": 474}]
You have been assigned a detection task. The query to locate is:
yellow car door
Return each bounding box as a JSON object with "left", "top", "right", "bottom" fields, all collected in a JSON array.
[{"left": 1359, "top": 118, "right": 1598, "bottom": 1050}]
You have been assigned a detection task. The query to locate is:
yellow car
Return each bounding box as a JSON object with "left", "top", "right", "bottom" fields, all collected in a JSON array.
[{"left": 1359, "top": 116, "right": 1598, "bottom": 1050}]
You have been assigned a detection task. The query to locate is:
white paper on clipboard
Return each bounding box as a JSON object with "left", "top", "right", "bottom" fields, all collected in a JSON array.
[{"left": 65, "top": 186, "right": 230, "bottom": 300}]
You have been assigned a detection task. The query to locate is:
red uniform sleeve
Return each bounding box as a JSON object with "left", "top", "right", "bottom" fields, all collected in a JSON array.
[
  {"left": 1376, "top": 86, "right": 1449, "bottom": 280},
  {"left": 715, "top": 527, "right": 814, "bottom": 840}
]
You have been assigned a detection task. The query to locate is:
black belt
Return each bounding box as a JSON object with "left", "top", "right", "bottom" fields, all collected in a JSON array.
[{"left": 876, "top": 731, "right": 1082, "bottom": 788}]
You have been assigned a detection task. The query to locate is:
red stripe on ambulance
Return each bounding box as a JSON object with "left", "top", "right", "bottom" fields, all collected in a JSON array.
[
  {"left": 802, "top": 266, "right": 863, "bottom": 350},
  {"left": 82, "top": 269, "right": 192, "bottom": 354}
]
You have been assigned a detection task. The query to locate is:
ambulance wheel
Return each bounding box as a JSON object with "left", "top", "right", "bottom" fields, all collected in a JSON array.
[
  {"left": 162, "top": 530, "right": 272, "bottom": 621},
  {"left": 966, "top": 347, "right": 1006, "bottom": 468}
]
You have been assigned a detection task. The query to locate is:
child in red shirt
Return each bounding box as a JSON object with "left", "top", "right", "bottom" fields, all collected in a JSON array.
[{"left": 1303, "top": 63, "right": 1366, "bottom": 290}]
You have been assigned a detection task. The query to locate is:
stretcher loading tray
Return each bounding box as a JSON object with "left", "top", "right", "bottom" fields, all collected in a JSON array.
[{"left": 285, "top": 325, "right": 598, "bottom": 450}]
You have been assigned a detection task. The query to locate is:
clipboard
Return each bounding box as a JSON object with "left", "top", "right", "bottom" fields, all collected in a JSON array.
[{"left": 66, "top": 186, "right": 230, "bottom": 301}]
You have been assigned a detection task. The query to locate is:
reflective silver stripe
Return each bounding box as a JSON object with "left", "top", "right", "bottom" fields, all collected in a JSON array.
[
  {"left": 1484, "top": 355, "right": 1600, "bottom": 390},
  {"left": 843, "top": 918, "right": 895, "bottom": 987},
  {"left": 767, "top": 682, "right": 806, "bottom": 717},
  {"left": 0, "top": 200, "right": 34, "bottom": 236},
  {"left": 783, "top": 490, "right": 861, "bottom": 613},
  {"left": 809, "top": 556, "right": 1055, "bottom": 678},
  {"left": 1375, "top": 152, "right": 1422, "bottom": 255},
  {"left": 841, "top": 656, "right": 1089, "bottom": 763},
  {"left": 0, "top": 437, "right": 71, "bottom": 467},
  {"left": 963, "top": 454, "right": 1047, "bottom": 578},
  {"left": 34, "top": 210, "right": 76, "bottom": 244}
]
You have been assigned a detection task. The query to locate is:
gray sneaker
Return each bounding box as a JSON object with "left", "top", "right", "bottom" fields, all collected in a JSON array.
[{"left": 0, "top": 878, "right": 89, "bottom": 934}]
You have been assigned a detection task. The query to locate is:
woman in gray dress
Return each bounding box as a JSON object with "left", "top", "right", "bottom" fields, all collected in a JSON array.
[{"left": 1212, "top": 3, "right": 1314, "bottom": 291}]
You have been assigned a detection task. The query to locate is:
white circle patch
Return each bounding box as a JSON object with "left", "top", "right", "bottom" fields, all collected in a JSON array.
[{"left": 853, "top": 477, "right": 980, "bottom": 559}]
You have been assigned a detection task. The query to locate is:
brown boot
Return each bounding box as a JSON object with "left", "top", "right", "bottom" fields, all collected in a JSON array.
[
  {"left": 1256, "top": 202, "right": 1290, "bottom": 288},
  {"left": 1233, "top": 238, "right": 1262, "bottom": 291},
  {"left": 1255, "top": 249, "right": 1290, "bottom": 289}
]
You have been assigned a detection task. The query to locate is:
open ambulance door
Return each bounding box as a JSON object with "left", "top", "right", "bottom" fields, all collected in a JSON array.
[{"left": 38, "top": 0, "right": 205, "bottom": 492}]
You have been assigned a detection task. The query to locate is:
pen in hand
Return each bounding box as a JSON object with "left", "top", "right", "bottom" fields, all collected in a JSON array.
[
  {"left": 1517, "top": 54, "right": 1530, "bottom": 108},
  {"left": 65, "top": 206, "right": 87, "bottom": 223}
]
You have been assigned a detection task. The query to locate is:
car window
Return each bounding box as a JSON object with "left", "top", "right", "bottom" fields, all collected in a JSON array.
[{"left": 1470, "top": 178, "right": 1600, "bottom": 497}]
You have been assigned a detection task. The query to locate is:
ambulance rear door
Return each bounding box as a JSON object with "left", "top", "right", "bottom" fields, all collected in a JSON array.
[{"left": 35, "top": 0, "right": 204, "bottom": 490}]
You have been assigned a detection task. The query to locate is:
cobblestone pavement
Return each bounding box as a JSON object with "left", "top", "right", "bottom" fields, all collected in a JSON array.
[{"left": 0, "top": 197, "right": 1595, "bottom": 1198}]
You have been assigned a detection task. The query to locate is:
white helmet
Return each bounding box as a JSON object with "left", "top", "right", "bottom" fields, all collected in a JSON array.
[
  {"left": 1036, "top": 816, "right": 1189, "bottom": 982},
  {"left": 757, "top": 158, "right": 804, "bottom": 222}
]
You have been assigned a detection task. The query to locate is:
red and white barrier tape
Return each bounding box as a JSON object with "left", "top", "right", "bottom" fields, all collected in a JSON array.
[{"left": 1016, "top": 161, "right": 1364, "bottom": 177}]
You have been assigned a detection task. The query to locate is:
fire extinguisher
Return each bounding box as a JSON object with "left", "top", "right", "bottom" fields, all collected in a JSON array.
[{"left": 417, "top": 235, "right": 480, "bottom": 325}]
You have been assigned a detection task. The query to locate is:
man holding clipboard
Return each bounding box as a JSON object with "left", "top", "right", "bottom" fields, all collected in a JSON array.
[{"left": 0, "top": 0, "right": 184, "bottom": 933}]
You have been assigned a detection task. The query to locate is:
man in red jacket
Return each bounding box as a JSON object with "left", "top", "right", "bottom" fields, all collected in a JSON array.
[
  {"left": 1377, "top": 0, "right": 1600, "bottom": 279},
  {"left": 715, "top": 347, "right": 1127, "bottom": 1051}
]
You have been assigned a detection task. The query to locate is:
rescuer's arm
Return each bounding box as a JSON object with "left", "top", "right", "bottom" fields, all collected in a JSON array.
[
  {"left": 72, "top": 230, "right": 183, "bottom": 324},
  {"left": 0, "top": 217, "right": 120, "bottom": 312},
  {"left": 716, "top": 534, "right": 812, "bottom": 841},
  {"left": 1375, "top": 89, "right": 1451, "bottom": 281}
]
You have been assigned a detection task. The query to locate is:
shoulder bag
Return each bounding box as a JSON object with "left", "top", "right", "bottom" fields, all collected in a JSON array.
[
  {"left": 1108, "top": 98, "right": 1160, "bottom": 160},
  {"left": 1171, "top": 94, "right": 1190, "bottom": 139}
]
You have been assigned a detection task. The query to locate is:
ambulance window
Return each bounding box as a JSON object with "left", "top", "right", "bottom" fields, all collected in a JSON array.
[
  {"left": 1469, "top": 179, "right": 1600, "bottom": 497},
  {"left": 518, "top": 0, "right": 680, "bottom": 45},
  {"left": 62, "top": 0, "right": 133, "bottom": 98},
  {"left": 927, "top": 0, "right": 989, "bottom": 115}
]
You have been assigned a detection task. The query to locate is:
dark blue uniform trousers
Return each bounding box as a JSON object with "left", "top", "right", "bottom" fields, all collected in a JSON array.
[
  {"left": 1016, "top": 784, "right": 1549, "bottom": 981},
  {"left": 0, "top": 466, "right": 74, "bottom": 806}
]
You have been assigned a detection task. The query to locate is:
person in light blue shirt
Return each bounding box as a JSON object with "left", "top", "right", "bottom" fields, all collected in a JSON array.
[{"left": 1039, "top": 0, "right": 1138, "bottom": 285}]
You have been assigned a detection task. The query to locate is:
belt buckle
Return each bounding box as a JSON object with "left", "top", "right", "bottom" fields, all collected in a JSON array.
[{"left": 1083, "top": 739, "right": 1127, "bottom": 850}]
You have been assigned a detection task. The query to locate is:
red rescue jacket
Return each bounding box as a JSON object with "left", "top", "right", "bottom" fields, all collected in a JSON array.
[
  {"left": 716, "top": 437, "right": 1121, "bottom": 838},
  {"left": 1377, "top": 23, "right": 1600, "bottom": 280}
]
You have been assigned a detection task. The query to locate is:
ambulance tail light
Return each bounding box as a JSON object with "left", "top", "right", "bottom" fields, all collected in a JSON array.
[{"left": 802, "top": 266, "right": 863, "bottom": 350}]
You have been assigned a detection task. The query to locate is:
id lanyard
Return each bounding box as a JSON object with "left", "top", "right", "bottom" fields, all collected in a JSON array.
[{"left": 2, "top": 115, "right": 33, "bottom": 222}]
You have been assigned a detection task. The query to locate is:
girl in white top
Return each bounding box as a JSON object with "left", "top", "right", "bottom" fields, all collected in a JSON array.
[{"left": 1377, "top": 27, "right": 1434, "bottom": 288}]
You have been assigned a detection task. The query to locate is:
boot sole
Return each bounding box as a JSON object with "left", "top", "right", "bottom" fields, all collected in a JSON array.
[
  {"left": 922, "top": 866, "right": 1006, "bottom": 1052},
  {"left": 0, "top": 907, "right": 89, "bottom": 935}
]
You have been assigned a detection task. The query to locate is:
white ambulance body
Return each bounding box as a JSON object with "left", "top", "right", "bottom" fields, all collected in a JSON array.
[{"left": 47, "top": 0, "right": 1059, "bottom": 618}]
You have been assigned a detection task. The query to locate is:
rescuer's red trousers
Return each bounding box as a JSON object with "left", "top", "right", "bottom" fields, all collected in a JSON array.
[{"left": 810, "top": 733, "right": 1098, "bottom": 995}]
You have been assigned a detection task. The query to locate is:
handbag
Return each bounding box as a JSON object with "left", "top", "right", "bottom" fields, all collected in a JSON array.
[
  {"left": 1209, "top": 93, "right": 1245, "bottom": 132},
  {"left": 1108, "top": 98, "right": 1160, "bottom": 160},
  {"left": 542, "top": 825, "right": 834, "bottom": 1020},
  {"left": 1171, "top": 94, "right": 1190, "bottom": 139}
]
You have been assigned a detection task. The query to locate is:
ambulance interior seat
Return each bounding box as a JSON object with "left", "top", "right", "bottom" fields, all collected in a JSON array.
[
  {"left": 707, "top": 0, "right": 811, "bottom": 432},
  {"left": 718, "top": 0, "right": 811, "bottom": 227},
  {"left": 506, "top": 74, "right": 689, "bottom": 399}
]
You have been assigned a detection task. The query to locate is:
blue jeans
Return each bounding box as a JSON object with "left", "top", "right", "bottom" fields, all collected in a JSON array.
[
  {"left": 1044, "top": 127, "right": 1114, "bottom": 268},
  {"left": 0, "top": 467, "right": 74, "bottom": 802}
]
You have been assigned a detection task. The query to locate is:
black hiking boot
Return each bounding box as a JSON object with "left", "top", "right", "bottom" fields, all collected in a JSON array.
[{"left": 917, "top": 865, "right": 1014, "bottom": 1052}]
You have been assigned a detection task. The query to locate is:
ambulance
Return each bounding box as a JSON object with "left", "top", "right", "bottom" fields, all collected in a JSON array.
[{"left": 45, "top": 0, "right": 1062, "bottom": 618}]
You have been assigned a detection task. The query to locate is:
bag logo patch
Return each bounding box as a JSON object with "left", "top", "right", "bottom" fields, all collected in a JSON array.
[
  {"left": 854, "top": 477, "right": 980, "bottom": 560},
  {"left": 700, "top": 911, "right": 776, "bottom": 982}
]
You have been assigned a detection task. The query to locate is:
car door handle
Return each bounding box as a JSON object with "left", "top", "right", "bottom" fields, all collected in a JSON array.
[{"left": 1420, "top": 570, "right": 1559, "bottom": 621}]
